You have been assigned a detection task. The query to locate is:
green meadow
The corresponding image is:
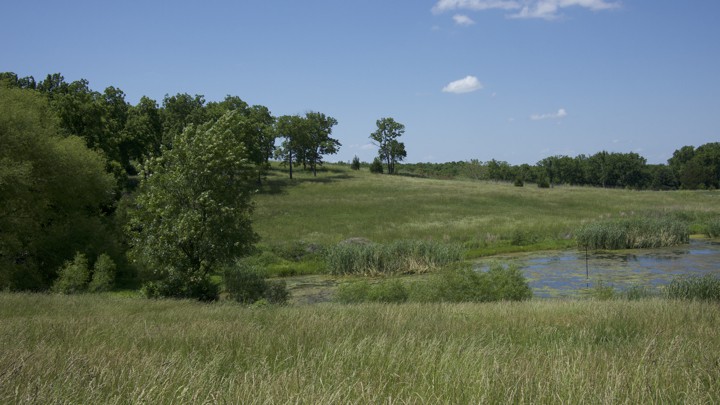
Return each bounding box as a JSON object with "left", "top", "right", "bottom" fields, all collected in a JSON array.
[{"left": 253, "top": 164, "right": 718, "bottom": 256}]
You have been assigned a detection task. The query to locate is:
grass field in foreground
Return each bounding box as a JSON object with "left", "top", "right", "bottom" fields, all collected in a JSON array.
[
  {"left": 1, "top": 293, "right": 718, "bottom": 403},
  {"left": 253, "top": 165, "right": 720, "bottom": 255}
]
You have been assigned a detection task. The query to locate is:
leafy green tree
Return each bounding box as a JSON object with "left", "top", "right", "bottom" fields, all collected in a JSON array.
[
  {"left": 121, "top": 96, "right": 163, "bottom": 166},
  {"left": 275, "top": 114, "right": 307, "bottom": 179},
  {"left": 160, "top": 93, "right": 207, "bottom": 148},
  {"left": 128, "top": 110, "right": 259, "bottom": 300},
  {"left": 303, "top": 112, "right": 341, "bottom": 176},
  {"left": 370, "top": 117, "right": 406, "bottom": 174},
  {"left": 0, "top": 87, "right": 116, "bottom": 290}
]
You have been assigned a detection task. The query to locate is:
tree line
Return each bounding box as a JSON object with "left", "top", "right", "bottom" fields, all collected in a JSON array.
[
  {"left": 397, "top": 146, "right": 720, "bottom": 190},
  {"left": 0, "top": 71, "right": 345, "bottom": 296}
]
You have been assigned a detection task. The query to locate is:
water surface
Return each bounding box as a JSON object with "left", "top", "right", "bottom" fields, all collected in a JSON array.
[{"left": 476, "top": 239, "right": 720, "bottom": 298}]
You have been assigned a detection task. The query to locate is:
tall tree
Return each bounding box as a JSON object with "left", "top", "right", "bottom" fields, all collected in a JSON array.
[
  {"left": 275, "top": 115, "right": 307, "bottom": 179},
  {"left": 128, "top": 111, "right": 259, "bottom": 300},
  {"left": 160, "top": 93, "right": 207, "bottom": 148},
  {"left": 304, "top": 112, "right": 341, "bottom": 176},
  {"left": 370, "top": 117, "right": 406, "bottom": 174}
]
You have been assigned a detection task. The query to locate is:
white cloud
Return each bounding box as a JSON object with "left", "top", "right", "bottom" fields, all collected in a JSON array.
[
  {"left": 433, "top": 0, "right": 520, "bottom": 14},
  {"left": 453, "top": 14, "right": 476, "bottom": 25},
  {"left": 432, "top": 0, "right": 620, "bottom": 20},
  {"left": 442, "top": 75, "right": 483, "bottom": 94},
  {"left": 530, "top": 108, "right": 567, "bottom": 120}
]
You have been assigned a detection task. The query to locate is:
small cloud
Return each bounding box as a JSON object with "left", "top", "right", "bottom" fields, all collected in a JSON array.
[
  {"left": 491, "top": 92, "right": 497, "bottom": 98},
  {"left": 432, "top": 0, "right": 620, "bottom": 20},
  {"left": 453, "top": 14, "right": 475, "bottom": 25},
  {"left": 432, "top": 0, "right": 520, "bottom": 14},
  {"left": 442, "top": 75, "right": 483, "bottom": 94},
  {"left": 531, "top": 108, "right": 567, "bottom": 120},
  {"left": 360, "top": 143, "right": 375, "bottom": 150}
]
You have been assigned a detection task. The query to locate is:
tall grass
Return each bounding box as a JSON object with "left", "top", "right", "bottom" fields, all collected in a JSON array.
[
  {"left": 325, "top": 240, "right": 462, "bottom": 275},
  {"left": 706, "top": 217, "right": 720, "bottom": 238},
  {"left": 576, "top": 217, "right": 689, "bottom": 249},
  {"left": 1, "top": 293, "right": 719, "bottom": 403},
  {"left": 666, "top": 274, "right": 720, "bottom": 301}
]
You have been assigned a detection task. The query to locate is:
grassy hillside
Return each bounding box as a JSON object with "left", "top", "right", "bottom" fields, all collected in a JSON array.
[
  {"left": 1, "top": 293, "right": 718, "bottom": 403},
  {"left": 253, "top": 164, "right": 719, "bottom": 255}
]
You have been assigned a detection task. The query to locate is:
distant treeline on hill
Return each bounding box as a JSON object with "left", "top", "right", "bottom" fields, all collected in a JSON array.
[{"left": 396, "top": 147, "right": 719, "bottom": 191}]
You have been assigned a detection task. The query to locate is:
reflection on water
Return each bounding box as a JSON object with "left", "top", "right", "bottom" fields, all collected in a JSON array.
[{"left": 475, "top": 239, "right": 720, "bottom": 298}]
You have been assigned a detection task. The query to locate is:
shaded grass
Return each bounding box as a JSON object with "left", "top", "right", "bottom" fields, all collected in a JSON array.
[
  {"left": 253, "top": 164, "right": 719, "bottom": 255},
  {"left": 1, "top": 293, "right": 719, "bottom": 403}
]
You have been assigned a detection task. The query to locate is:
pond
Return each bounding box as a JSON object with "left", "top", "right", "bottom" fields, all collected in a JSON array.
[{"left": 475, "top": 239, "right": 720, "bottom": 298}]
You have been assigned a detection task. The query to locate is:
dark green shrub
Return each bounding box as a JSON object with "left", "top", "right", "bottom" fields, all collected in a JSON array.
[
  {"left": 88, "top": 253, "right": 116, "bottom": 292},
  {"left": 666, "top": 274, "right": 720, "bottom": 301},
  {"left": 585, "top": 281, "right": 616, "bottom": 300},
  {"left": 369, "top": 157, "right": 384, "bottom": 174},
  {"left": 141, "top": 271, "right": 219, "bottom": 302},
  {"left": 350, "top": 155, "right": 361, "bottom": 170},
  {"left": 510, "top": 229, "right": 539, "bottom": 246},
  {"left": 410, "top": 263, "right": 532, "bottom": 303},
  {"left": 335, "top": 281, "right": 372, "bottom": 304},
  {"left": 335, "top": 279, "right": 408, "bottom": 304},
  {"left": 537, "top": 178, "right": 550, "bottom": 188},
  {"left": 367, "top": 279, "right": 409, "bottom": 303},
  {"left": 53, "top": 253, "right": 90, "bottom": 294},
  {"left": 514, "top": 178, "right": 524, "bottom": 187},
  {"left": 224, "top": 264, "right": 289, "bottom": 305},
  {"left": 265, "top": 280, "right": 290, "bottom": 304}
]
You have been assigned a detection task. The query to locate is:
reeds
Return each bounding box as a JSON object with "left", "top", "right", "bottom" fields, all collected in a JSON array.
[
  {"left": 576, "top": 217, "right": 689, "bottom": 250},
  {"left": 706, "top": 217, "right": 720, "bottom": 238},
  {"left": 666, "top": 274, "right": 720, "bottom": 301},
  {"left": 325, "top": 240, "right": 462, "bottom": 275}
]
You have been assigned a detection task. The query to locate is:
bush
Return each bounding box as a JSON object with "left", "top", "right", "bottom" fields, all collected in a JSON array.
[
  {"left": 666, "top": 274, "right": 720, "bottom": 301},
  {"left": 350, "top": 155, "right": 361, "bottom": 170},
  {"left": 335, "top": 279, "right": 409, "bottom": 304},
  {"left": 88, "top": 254, "right": 116, "bottom": 292},
  {"left": 53, "top": 253, "right": 90, "bottom": 294},
  {"left": 411, "top": 263, "right": 532, "bottom": 303},
  {"left": 141, "top": 271, "right": 219, "bottom": 302},
  {"left": 537, "top": 178, "right": 550, "bottom": 188},
  {"left": 325, "top": 240, "right": 463, "bottom": 275},
  {"left": 514, "top": 178, "right": 524, "bottom": 187},
  {"left": 369, "top": 157, "right": 384, "bottom": 174},
  {"left": 576, "top": 217, "right": 689, "bottom": 250},
  {"left": 224, "top": 264, "right": 289, "bottom": 305},
  {"left": 706, "top": 218, "right": 720, "bottom": 238}
]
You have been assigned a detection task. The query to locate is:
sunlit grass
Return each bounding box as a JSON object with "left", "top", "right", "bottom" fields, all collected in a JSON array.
[
  {"left": 1, "top": 293, "right": 718, "bottom": 403},
  {"left": 253, "top": 165, "right": 719, "bottom": 256}
]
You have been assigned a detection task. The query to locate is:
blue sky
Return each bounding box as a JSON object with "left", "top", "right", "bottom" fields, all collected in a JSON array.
[{"left": 3, "top": 0, "right": 719, "bottom": 164}]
